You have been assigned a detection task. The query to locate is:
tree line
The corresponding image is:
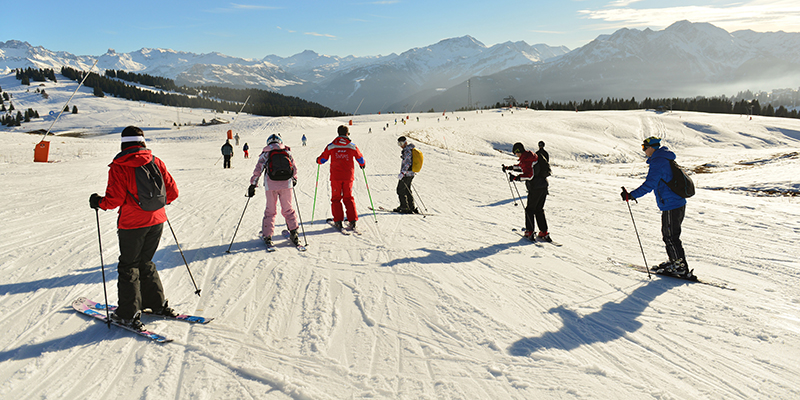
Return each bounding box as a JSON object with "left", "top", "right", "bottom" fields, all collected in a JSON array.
[
  {"left": 58, "top": 67, "right": 344, "bottom": 118},
  {"left": 483, "top": 96, "right": 800, "bottom": 119}
]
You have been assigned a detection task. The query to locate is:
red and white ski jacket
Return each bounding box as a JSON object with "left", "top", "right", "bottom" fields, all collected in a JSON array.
[
  {"left": 98, "top": 147, "right": 179, "bottom": 230},
  {"left": 316, "top": 136, "right": 365, "bottom": 181},
  {"left": 510, "top": 150, "right": 538, "bottom": 181}
]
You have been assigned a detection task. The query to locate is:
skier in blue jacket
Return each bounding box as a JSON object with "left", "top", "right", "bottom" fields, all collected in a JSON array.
[{"left": 621, "top": 137, "right": 690, "bottom": 277}]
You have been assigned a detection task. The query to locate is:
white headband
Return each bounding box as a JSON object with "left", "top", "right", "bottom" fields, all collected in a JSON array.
[{"left": 121, "top": 136, "right": 145, "bottom": 143}]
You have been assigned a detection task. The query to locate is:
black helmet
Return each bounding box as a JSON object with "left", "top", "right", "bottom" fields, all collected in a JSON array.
[{"left": 512, "top": 142, "right": 525, "bottom": 154}]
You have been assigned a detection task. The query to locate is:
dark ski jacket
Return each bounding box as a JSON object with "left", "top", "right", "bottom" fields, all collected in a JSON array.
[
  {"left": 630, "top": 146, "right": 687, "bottom": 211},
  {"left": 221, "top": 142, "right": 233, "bottom": 156}
]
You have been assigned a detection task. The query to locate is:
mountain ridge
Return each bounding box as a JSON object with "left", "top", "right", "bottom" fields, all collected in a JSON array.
[{"left": 3, "top": 20, "right": 800, "bottom": 113}]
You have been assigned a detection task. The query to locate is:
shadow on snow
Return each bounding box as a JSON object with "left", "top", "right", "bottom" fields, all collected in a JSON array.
[{"left": 508, "top": 279, "right": 688, "bottom": 357}]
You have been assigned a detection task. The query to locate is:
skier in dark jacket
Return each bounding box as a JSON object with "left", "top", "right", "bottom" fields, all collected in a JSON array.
[
  {"left": 621, "top": 136, "right": 690, "bottom": 277},
  {"left": 89, "top": 126, "right": 179, "bottom": 330},
  {"left": 221, "top": 140, "right": 234, "bottom": 168},
  {"left": 394, "top": 136, "right": 418, "bottom": 213},
  {"left": 504, "top": 142, "right": 551, "bottom": 242}
]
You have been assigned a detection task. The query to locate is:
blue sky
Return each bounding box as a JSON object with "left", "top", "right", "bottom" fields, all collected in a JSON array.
[{"left": 6, "top": 0, "right": 800, "bottom": 59}]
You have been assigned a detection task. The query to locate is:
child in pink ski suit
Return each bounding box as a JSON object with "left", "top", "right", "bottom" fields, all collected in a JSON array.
[{"left": 248, "top": 134, "right": 300, "bottom": 246}]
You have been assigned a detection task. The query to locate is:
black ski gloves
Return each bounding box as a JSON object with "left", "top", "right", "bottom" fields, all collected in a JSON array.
[
  {"left": 292, "top": 178, "right": 297, "bottom": 187},
  {"left": 247, "top": 184, "right": 257, "bottom": 197},
  {"left": 620, "top": 188, "right": 634, "bottom": 202},
  {"left": 89, "top": 193, "right": 103, "bottom": 209},
  {"left": 509, "top": 174, "right": 520, "bottom": 182}
]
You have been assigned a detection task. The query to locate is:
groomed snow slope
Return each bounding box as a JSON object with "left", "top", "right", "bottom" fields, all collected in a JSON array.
[{"left": 0, "top": 74, "right": 799, "bottom": 399}]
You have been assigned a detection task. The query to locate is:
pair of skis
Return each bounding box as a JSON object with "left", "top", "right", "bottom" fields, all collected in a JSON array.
[
  {"left": 608, "top": 258, "right": 734, "bottom": 290},
  {"left": 72, "top": 297, "right": 212, "bottom": 343},
  {"left": 263, "top": 229, "right": 307, "bottom": 252},
  {"left": 511, "top": 228, "right": 563, "bottom": 247},
  {"left": 326, "top": 218, "right": 361, "bottom": 235},
  {"left": 368, "top": 206, "right": 431, "bottom": 216}
]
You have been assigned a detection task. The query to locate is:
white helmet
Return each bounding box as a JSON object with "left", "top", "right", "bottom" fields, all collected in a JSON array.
[{"left": 267, "top": 133, "right": 282, "bottom": 145}]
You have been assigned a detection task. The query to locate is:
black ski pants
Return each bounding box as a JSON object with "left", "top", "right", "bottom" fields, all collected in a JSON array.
[
  {"left": 116, "top": 223, "right": 167, "bottom": 319},
  {"left": 223, "top": 155, "right": 232, "bottom": 169},
  {"left": 662, "top": 205, "right": 687, "bottom": 264},
  {"left": 397, "top": 176, "right": 415, "bottom": 211},
  {"left": 525, "top": 187, "right": 548, "bottom": 234}
]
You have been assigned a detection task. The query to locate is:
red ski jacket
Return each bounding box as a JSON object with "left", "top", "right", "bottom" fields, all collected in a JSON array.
[
  {"left": 99, "top": 147, "right": 179, "bottom": 229},
  {"left": 316, "top": 136, "right": 365, "bottom": 181},
  {"left": 511, "top": 150, "right": 538, "bottom": 181}
]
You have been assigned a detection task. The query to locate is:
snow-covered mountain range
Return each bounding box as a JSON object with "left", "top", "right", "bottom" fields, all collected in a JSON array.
[
  {"left": 423, "top": 21, "right": 800, "bottom": 112},
  {"left": 3, "top": 20, "right": 800, "bottom": 113}
]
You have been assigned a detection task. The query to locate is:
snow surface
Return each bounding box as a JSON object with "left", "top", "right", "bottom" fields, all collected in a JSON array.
[{"left": 1, "top": 74, "right": 799, "bottom": 399}]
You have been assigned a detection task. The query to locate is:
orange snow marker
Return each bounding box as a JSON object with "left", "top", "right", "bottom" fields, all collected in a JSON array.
[{"left": 34, "top": 140, "right": 50, "bottom": 163}]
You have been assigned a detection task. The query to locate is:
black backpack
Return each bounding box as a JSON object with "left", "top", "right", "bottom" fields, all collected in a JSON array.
[
  {"left": 536, "top": 152, "right": 551, "bottom": 178},
  {"left": 128, "top": 158, "right": 167, "bottom": 211},
  {"left": 664, "top": 159, "right": 695, "bottom": 198},
  {"left": 266, "top": 148, "right": 294, "bottom": 181}
]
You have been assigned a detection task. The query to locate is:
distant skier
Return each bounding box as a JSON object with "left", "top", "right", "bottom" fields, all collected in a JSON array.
[
  {"left": 503, "top": 142, "right": 551, "bottom": 242},
  {"left": 394, "top": 136, "right": 418, "bottom": 213},
  {"left": 221, "top": 139, "right": 233, "bottom": 169},
  {"left": 621, "top": 137, "right": 690, "bottom": 277},
  {"left": 243, "top": 142, "right": 249, "bottom": 159},
  {"left": 89, "top": 126, "right": 179, "bottom": 331},
  {"left": 234, "top": 132, "right": 240, "bottom": 146},
  {"left": 537, "top": 141, "right": 549, "bottom": 165},
  {"left": 248, "top": 134, "right": 300, "bottom": 247},
  {"left": 302, "top": 134, "right": 307, "bottom": 146},
  {"left": 316, "top": 125, "right": 365, "bottom": 231}
]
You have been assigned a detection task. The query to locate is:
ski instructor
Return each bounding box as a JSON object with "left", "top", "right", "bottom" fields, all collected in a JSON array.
[
  {"left": 621, "top": 136, "right": 690, "bottom": 277},
  {"left": 316, "top": 125, "right": 365, "bottom": 231},
  {"left": 89, "top": 126, "right": 180, "bottom": 331}
]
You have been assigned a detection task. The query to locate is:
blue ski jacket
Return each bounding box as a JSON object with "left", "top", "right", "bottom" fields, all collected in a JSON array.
[{"left": 629, "top": 146, "right": 687, "bottom": 211}]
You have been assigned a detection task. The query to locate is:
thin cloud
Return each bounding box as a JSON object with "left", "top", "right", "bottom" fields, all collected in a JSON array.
[
  {"left": 277, "top": 26, "right": 335, "bottom": 38},
  {"left": 580, "top": 0, "right": 800, "bottom": 32},
  {"left": 231, "top": 3, "right": 281, "bottom": 10},
  {"left": 204, "top": 3, "right": 281, "bottom": 13},
  {"left": 606, "top": 0, "right": 643, "bottom": 7},
  {"left": 304, "top": 32, "right": 337, "bottom": 39}
]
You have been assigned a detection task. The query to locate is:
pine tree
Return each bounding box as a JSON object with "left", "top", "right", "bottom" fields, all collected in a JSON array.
[
  {"left": 64, "top": 105, "right": 70, "bottom": 112},
  {"left": 72, "top": 105, "right": 78, "bottom": 114},
  {"left": 93, "top": 86, "right": 104, "bottom": 97}
]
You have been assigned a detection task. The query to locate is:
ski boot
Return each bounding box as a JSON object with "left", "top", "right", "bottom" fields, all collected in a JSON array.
[
  {"left": 150, "top": 300, "right": 178, "bottom": 317},
  {"left": 111, "top": 311, "right": 144, "bottom": 331},
  {"left": 536, "top": 232, "right": 553, "bottom": 243},
  {"left": 289, "top": 229, "right": 300, "bottom": 246}
]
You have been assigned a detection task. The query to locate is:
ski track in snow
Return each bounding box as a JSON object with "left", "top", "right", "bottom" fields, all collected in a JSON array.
[{"left": 0, "top": 74, "right": 799, "bottom": 398}]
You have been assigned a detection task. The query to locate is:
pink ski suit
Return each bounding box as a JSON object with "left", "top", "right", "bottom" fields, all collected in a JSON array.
[{"left": 250, "top": 143, "right": 299, "bottom": 237}]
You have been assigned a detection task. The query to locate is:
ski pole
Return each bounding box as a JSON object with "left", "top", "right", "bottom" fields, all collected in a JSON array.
[
  {"left": 505, "top": 170, "right": 517, "bottom": 206},
  {"left": 94, "top": 209, "right": 111, "bottom": 329},
  {"left": 361, "top": 168, "right": 378, "bottom": 223},
  {"left": 214, "top": 155, "right": 223, "bottom": 166},
  {"left": 311, "top": 164, "right": 320, "bottom": 222},
  {"left": 622, "top": 187, "right": 651, "bottom": 279},
  {"left": 225, "top": 195, "right": 251, "bottom": 253},
  {"left": 402, "top": 180, "right": 428, "bottom": 217},
  {"left": 292, "top": 185, "right": 308, "bottom": 246},
  {"left": 166, "top": 217, "right": 202, "bottom": 295},
  {"left": 511, "top": 179, "right": 537, "bottom": 237},
  {"left": 409, "top": 182, "right": 427, "bottom": 212}
]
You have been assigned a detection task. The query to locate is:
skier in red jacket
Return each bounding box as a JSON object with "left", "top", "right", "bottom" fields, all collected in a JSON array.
[
  {"left": 89, "top": 126, "right": 179, "bottom": 330},
  {"left": 317, "top": 125, "right": 365, "bottom": 230}
]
